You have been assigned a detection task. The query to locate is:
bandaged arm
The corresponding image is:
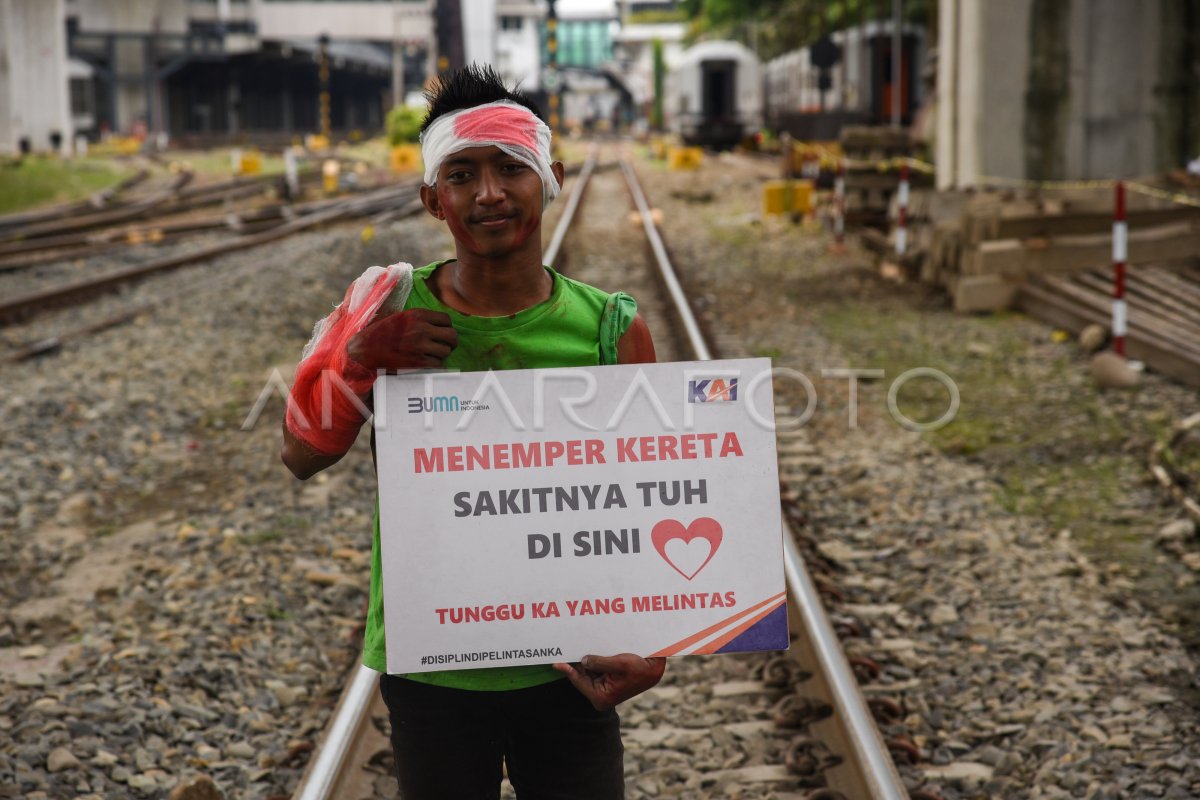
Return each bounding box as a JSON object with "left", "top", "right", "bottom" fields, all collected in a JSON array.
[{"left": 282, "top": 265, "right": 456, "bottom": 480}]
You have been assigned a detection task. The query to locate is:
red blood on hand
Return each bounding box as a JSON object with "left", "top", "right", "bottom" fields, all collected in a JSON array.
[
  {"left": 287, "top": 309, "right": 457, "bottom": 456},
  {"left": 346, "top": 309, "right": 458, "bottom": 373}
]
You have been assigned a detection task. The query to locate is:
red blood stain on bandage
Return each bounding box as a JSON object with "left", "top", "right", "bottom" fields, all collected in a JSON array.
[
  {"left": 453, "top": 105, "right": 540, "bottom": 151},
  {"left": 286, "top": 272, "right": 401, "bottom": 454}
]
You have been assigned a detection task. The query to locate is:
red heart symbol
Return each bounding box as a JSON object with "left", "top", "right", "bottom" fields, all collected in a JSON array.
[{"left": 651, "top": 518, "right": 723, "bottom": 580}]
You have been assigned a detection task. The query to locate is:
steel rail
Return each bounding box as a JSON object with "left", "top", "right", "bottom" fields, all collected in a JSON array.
[
  {"left": 0, "top": 187, "right": 419, "bottom": 327},
  {"left": 544, "top": 148, "right": 598, "bottom": 269},
  {"left": 293, "top": 665, "right": 379, "bottom": 800},
  {"left": 0, "top": 171, "right": 195, "bottom": 244},
  {"left": 0, "top": 169, "right": 151, "bottom": 233},
  {"left": 783, "top": 533, "right": 909, "bottom": 800},
  {"left": 619, "top": 156, "right": 908, "bottom": 800},
  {"left": 618, "top": 158, "right": 712, "bottom": 361}
]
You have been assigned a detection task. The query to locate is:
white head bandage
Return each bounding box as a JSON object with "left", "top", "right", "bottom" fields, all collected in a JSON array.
[{"left": 420, "top": 100, "right": 560, "bottom": 207}]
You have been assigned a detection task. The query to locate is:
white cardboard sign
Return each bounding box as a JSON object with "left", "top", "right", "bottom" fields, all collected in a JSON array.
[{"left": 374, "top": 358, "right": 789, "bottom": 674}]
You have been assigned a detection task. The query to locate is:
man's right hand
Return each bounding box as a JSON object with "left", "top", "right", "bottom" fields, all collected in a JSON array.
[{"left": 346, "top": 309, "right": 458, "bottom": 372}]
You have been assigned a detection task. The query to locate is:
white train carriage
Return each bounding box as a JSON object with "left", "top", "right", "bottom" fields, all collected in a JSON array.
[
  {"left": 666, "top": 40, "right": 762, "bottom": 150},
  {"left": 764, "top": 20, "right": 926, "bottom": 139}
]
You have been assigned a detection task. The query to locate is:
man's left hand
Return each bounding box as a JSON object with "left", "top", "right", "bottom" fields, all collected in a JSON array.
[{"left": 553, "top": 654, "right": 666, "bottom": 711}]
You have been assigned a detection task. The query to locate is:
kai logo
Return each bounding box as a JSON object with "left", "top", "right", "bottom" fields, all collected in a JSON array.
[
  {"left": 687, "top": 378, "right": 738, "bottom": 404},
  {"left": 408, "top": 396, "right": 461, "bottom": 414}
]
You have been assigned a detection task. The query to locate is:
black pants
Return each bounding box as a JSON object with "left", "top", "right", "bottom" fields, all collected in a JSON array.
[{"left": 380, "top": 675, "right": 625, "bottom": 800}]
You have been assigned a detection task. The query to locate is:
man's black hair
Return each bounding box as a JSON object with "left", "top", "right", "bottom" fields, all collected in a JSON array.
[{"left": 421, "top": 63, "right": 543, "bottom": 132}]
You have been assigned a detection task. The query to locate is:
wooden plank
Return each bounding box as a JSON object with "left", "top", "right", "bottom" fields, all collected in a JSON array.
[
  {"left": 1072, "top": 272, "right": 1200, "bottom": 337},
  {"left": 1034, "top": 276, "right": 1200, "bottom": 360},
  {"left": 1082, "top": 266, "right": 1200, "bottom": 326},
  {"left": 954, "top": 274, "right": 1020, "bottom": 312},
  {"left": 970, "top": 207, "right": 1199, "bottom": 243},
  {"left": 974, "top": 222, "right": 1200, "bottom": 277},
  {"left": 1137, "top": 268, "right": 1200, "bottom": 311},
  {"left": 1018, "top": 281, "right": 1200, "bottom": 387}
]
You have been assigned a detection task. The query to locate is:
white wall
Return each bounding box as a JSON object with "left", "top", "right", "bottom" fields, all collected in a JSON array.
[
  {"left": 938, "top": 0, "right": 1171, "bottom": 186},
  {"left": 613, "top": 23, "right": 684, "bottom": 107},
  {"left": 253, "top": 0, "right": 431, "bottom": 42},
  {"left": 0, "top": 0, "right": 73, "bottom": 154},
  {"left": 75, "top": 0, "right": 190, "bottom": 33},
  {"left": 463, "top": 0, "right": 498, "bottom": 67},
  {"left": 495, "top": 17, "right": 542, "bottom": 90}
]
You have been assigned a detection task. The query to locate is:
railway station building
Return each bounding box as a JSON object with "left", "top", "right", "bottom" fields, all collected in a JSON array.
[{"left": 0, "top": 0, "right": 438, "bottom": 154}]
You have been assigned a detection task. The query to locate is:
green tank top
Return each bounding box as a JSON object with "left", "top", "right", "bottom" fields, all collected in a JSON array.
[{"left": 362, "top": 260, "right": 638, "bottom": 690}]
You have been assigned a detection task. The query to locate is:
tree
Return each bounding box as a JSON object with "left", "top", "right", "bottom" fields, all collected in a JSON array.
[{"left": 680, "top": 0, "right": 931, "bottom": 61}]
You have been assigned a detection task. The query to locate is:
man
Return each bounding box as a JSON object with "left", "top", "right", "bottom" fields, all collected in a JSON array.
[{"left": 281, "top": 64, "right": 664, "bottom": 798}]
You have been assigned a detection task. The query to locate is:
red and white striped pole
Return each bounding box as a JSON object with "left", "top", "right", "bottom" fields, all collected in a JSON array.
[
  {"left": 895, "top": 161, "right": 910, "bottom": 256},
  {"left": 1112, "top": 180, "right": 1127, "bottom": 357},
  {"left": 802, "top": 152, "right": 817, "bottom": 182},
  {"left": 834, "top": 157, "right": 846, "bottom": 246}
]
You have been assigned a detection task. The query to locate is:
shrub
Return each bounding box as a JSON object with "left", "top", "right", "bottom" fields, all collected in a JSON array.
[{"left": 387, "top": 105, "right": 424, "bottom": 145}]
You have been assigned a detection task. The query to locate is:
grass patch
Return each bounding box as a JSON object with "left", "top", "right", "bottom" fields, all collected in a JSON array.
[
  {"left": 0, "top": 156, "right": 136, "bottom": 215},
  {"left": 170, "top": 148, "right": 286, "bottom": 178},
  {"left": 810, "top": 285, "right": 1174, "bottom": 577}
]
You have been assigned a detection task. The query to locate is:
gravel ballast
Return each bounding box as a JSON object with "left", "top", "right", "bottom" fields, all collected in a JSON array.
[{"left": 2, "top": 148, "right": 1199, "bottom": 800}]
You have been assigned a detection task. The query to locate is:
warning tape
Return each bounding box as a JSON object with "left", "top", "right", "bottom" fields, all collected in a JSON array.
[
  {"left": 1126, "top": 181, "right": 1200, "bottom": 210},
  {"left": 973, "top": 175, "right": 1114, "bottom": 190},
  {"left": 943, "top": 174, "right": 1200, "bottom": 210}
]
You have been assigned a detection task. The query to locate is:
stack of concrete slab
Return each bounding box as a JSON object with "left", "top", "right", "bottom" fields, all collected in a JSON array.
[{"left": 895, "top": 186, "right": 1200, "bottom": 314}]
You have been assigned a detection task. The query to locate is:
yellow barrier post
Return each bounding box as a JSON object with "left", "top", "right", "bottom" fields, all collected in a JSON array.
[
  {"left": 322, "top": 159, "right": 340, "bottom": 193},
  {"left": 390, "top": 144, "right": 421, "bottom": 174},
  {"left": 762, "top": 179, "right": 813, "bottom": 217},
  {"left": 668, "top": 146, "right": 703, "bottom": 170},
  {"left": 238, "top": 150, "right": 262, "bottom": 176}
]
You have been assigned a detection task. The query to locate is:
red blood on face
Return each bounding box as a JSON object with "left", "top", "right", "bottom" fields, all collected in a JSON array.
[{"left": 438, "top": 183, "right": 479, "bottom": 251}]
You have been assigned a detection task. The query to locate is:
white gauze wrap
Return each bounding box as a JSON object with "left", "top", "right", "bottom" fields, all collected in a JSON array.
[{"left": 419, "top": 100, "right": 560, "bottom": 207}]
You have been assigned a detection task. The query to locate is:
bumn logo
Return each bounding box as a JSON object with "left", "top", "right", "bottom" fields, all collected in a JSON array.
[
  {"left": 408, "top": 396, "right": 461, "bottom": 414},
  {"left": 687, "top": 378, "right": 738, "bottom": 404}
]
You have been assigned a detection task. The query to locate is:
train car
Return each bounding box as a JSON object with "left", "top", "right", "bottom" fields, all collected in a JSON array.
[
  {"left": 665, "top": 40, "right": 762, "bottom": 150},
  {"left": 764, "top": 20, "right": 925, "bottom": 141}
]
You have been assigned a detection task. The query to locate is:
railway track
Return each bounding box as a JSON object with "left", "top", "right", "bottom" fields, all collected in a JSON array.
[
  {"left": 0, "top": 181, "right": 426, "bottom": 362},
  {"left": 289, "top": 149, "right": 911, "bottom": 800},
  {"left": 0, "top": 159, "right": 328, "bottom": 274}
]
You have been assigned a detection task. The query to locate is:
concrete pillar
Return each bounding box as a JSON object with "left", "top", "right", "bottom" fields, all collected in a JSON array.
[
  {"left": 1079, "top": 0, "right": 1161, "bottom": 178},
  {"left": 0, "top": 0, "right": 14, "bottom": 154},
  {"left": 934, "top": 0, "right": 958, "bottom": 188},
  {"left": 282, "top": 73, "right": 294, "bottom": 133},
  {"left": 0, "top": 0, "right": 73, "bottom": 155},
  {"left": 392, "top": 44, "right": 405, "bottom": 107},
  {"left": 980, "top": 0, "right": 1029, "bottom": 181},
  {"left": 954, "top": 0, "right": 982, "bottom": 187}
]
